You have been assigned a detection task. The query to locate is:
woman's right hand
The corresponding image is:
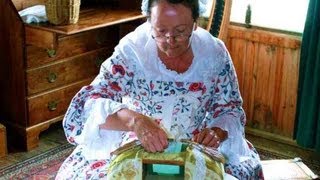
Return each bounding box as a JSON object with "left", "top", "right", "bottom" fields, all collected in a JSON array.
[{"left": 132, "top": 115, "right": 168, "bottom": 153}]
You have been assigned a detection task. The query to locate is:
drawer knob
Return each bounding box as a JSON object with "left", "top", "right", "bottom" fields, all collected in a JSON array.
[
  {"left": 46, "top": 49, "right": 56, "bottom": 58},
  {"left": 48, "top": 101, "right": 58, "bottom": 111},
  {"left": 47, "top": 72, "right": 57, "bottom": 83}
]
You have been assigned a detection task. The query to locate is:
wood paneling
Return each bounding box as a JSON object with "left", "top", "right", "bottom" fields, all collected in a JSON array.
[{"left": 226, "top": 25, "right": 301, "bottom": 138}]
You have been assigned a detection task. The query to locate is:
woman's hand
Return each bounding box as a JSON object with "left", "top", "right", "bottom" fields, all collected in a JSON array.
[
  {"left": 132, "top": 115, "right": 168, "bottom": 153},
  {"left": 102, "top": 108, "right": 168, "bottom": 152},
  {"left": 192, "top": 127, "right": 227, "bottom": 148}
]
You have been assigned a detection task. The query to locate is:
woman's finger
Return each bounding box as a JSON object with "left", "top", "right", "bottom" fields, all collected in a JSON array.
[
  {"left": 152, "top": 139, "right": 164, "bottom": 152},
  {"left": 201, "top": 130, "right": 214, "bottom": 146},
  {"left": 138, "top": 126, "right": 168, "bottom": 152},
  {"left": 192, "top": 129, "right": 221, "bottom": 148},
  {"left": 197, "top": 128, "right": 213, "bottom": 144},
  {"left": 195, "top": 130, "right": 206, "bottom": 143},
  {"left": 158, "top": 130, "right": 168, "bottom": 149},
  {"left": 207, "top": 131, "right": 221, "bottom": 148},
  {"left": 208, "top": 136, "right": 219, "bottom": 148},
  {"left": 148, "top": 142, "right": 157, "bottom": 153}
]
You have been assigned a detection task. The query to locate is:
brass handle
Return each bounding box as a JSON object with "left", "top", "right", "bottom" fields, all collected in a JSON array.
[
  {"left": 46, "top": 49, "right": 56, "bottom": 58},
  {"left": 48, "top": 101, "right": 58, "bottom": 111},
  {"left": 47, "top": 72, "right": 57, "bottom": 83}
]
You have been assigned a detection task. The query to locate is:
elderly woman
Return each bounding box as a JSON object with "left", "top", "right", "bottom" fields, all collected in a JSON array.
[{"left": 56, "top": 0, "right": 264, "bottom": 179}]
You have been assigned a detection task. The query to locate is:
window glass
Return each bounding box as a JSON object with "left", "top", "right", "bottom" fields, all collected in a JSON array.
[
  {"left": 203, "top": 0, "right": 309, "bottom": 33},
  {"left": 230, "top": 0, "right": 309, "bottom": 33}
]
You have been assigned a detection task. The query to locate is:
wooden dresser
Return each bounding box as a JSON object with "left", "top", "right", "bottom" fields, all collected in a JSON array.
[{"left": 0, "top": 0, "right": 144, "bottom": 151}]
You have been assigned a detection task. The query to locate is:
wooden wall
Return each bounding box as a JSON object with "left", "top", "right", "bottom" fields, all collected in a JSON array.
[{"left": 226, "top": 25, "right": 301, "bottom": 138}]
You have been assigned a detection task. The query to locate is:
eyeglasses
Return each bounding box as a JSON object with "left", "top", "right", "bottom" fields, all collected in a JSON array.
[
  {"left": 151, "top": 33, "right": 192, "bottom": 43},
  {"left": 151, "top": 23, "right": 195, "bottom": 43}
]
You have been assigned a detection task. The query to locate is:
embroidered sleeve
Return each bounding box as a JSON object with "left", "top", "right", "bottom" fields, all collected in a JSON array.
[
  {"left": 205, "top": 53, "right": 245, "bottom": 132},
  {"left": 62, "top": 52, "right": 135, "bottom": 147},
  {"left": 202, "top": 47, "right": 252, "bottom": 162}
]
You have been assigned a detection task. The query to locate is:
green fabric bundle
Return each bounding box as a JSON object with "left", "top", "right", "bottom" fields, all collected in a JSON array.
[{"left": 107, "top": 140, "right": 225, "bottom": 180}]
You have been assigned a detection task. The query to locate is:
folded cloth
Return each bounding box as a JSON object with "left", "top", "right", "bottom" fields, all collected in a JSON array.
[{"left": 18, "top": 5, "right": 47, "bottom": 23}]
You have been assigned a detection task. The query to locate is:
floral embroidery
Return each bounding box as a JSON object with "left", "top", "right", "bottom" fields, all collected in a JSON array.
[
  {"left": 109, "top": 81, "right": 122, "bottom": 92},
  {"left": 91, "top": 161, "right": 106, "bottom": 170},
  {"left": 188, "top": 82, "right": 206, "bottom": 94},
  {"left": 112, "top": 64, "right": 125, "bottom": 76}
]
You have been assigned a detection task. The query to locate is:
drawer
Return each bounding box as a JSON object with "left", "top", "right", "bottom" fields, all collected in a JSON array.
[
  {"left": 27, "top": 78, "right": 92, "bottom": 126},
  {"left": 26, "top": 48, "right": 111, "bottom": 95},
  {"left": 26, "top": 26, "right": 118, "bottom": 68}
]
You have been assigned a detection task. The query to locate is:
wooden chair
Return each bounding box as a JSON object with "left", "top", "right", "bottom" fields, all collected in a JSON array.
[{"left": 205, "top": 0, "right": 232, "bottom": 42}]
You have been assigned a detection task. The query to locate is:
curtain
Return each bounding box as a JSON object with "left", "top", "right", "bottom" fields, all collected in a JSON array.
[{"left": 294, "top": 0, "right": 320, "bottom": 152}]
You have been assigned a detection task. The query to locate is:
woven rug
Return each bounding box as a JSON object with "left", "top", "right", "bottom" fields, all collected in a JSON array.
[
  {"left": 0, "top": 143, "right": 75, "bottom": 180},
  {"left": 0, "top": 144, "right": 319, "bottom": 179}
]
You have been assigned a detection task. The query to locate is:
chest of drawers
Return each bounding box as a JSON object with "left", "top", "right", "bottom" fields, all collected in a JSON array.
[{"left": 0, "top": 0, "right": 144, "bottom": 150}]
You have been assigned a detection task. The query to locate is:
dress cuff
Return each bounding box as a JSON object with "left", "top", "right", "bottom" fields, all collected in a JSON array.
[
  {"left": 209, "top": 115, "right": 251, "bottom": 164},
  {"left": 74, "top": 98, "right": 127, "bottom": 160}
]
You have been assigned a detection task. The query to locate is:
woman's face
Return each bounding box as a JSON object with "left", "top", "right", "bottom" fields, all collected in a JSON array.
[{"left": 150, "top": 1, "right": 195, "bottom": 58}]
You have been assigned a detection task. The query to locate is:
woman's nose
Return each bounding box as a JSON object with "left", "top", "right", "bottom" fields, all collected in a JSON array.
[
  {"left": 166, "top": 35, "right": 176, "bottom": 44},
  {"left": 164, "top": 32, "right": 177, "bottom": 43}
]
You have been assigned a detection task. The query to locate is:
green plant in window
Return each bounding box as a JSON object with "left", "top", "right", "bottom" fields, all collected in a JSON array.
[{"left": 245, "top": 4, "right": 252, "bottom": 28}]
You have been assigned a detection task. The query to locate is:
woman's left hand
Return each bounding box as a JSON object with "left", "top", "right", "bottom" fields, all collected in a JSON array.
[{"left": 192, "top": 127, "right": 227, "bottom": 148}]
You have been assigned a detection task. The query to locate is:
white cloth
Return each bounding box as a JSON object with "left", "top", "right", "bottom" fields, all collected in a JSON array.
[
  {"left": 225, "top": 173, "right": 239, "bottom": 180},
  {"left": 18, "top": 5, "right": 47, "bottom": 23},
  {"left": 75, "top": 98, "right": 128, "bottom": 160}
]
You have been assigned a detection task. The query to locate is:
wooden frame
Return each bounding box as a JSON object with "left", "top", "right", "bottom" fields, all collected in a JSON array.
[{"left": 206, "top": 0, "right": 232, "bottom": 42}]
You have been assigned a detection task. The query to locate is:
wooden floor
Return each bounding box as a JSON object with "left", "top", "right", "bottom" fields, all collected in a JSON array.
[
  {"left": 0, "top": 122, "right": 319, "bottom": 176},
  {"left": 246, "top": 127, "right": 320, "bottom": 176},
  {"left": 246, "top": 127, "right": 320, "bottom": 162}
]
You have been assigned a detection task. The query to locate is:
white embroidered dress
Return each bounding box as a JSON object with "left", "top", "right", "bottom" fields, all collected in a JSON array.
[{"left": 56, "top": 22, "right": 263, "bottom": 180}]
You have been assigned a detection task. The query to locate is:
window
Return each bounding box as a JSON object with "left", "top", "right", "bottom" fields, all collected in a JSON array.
[{"left": 229, "top": 0, "right": 309, "bottom": 33}]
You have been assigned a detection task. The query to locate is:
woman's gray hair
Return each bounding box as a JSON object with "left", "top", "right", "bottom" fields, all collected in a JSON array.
[{"left": 141, "top": 0, "right": 209, "bottom": 19}]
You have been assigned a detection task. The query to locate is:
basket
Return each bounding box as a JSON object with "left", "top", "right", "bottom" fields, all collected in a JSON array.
[{"left": 45, "top": 0, "right": 80, "bottom": 25}]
